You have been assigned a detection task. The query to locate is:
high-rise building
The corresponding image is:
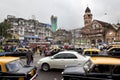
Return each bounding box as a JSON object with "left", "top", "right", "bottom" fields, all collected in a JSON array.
[{"left": 51, "top": 15, "right": 57, "bottom": 32}]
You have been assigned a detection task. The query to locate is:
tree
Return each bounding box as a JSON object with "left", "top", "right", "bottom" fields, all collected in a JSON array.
[{"left": 0, "top": 21, "right": 12, "bottom": 38}]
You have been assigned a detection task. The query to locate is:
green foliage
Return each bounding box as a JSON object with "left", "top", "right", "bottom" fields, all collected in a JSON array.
[
  {"left": 0, "top": 22, "right": 12, "bottom": 38},
  {"left": 0, "top": 46, "right": 4, "bottom": 52}
]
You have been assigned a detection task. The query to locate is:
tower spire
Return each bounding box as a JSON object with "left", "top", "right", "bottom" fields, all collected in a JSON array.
[{"left": 84, "top": 6, "right": 92, "bottom": 27}]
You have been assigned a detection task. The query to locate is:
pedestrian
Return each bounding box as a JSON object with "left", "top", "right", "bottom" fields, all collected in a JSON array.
[{"left": 26, "top": 49, "right": 34, "bottom": 65}]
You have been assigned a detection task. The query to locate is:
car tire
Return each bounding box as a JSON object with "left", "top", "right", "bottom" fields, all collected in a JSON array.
[{"left": 41, "top": 63, "right": 50, "bottom": 71}]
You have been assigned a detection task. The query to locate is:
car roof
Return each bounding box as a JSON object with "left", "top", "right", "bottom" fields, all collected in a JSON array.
[
  {"left": 91, "top": 57, "right": 120, "bottom": 65},
  {"left": 0, "top": 57, "right": 19, "bottom": 64},
  {"left": 107, "top": 46, "right": 120, "bottom": 51},
  {"left": 84, "top": 48, "right": 100, "bottom": 52},
  {"left": 59, "top": 50, "right": 78, "bottom": 54}
]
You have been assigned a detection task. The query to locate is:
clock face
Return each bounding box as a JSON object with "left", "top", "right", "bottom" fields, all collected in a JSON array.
[
  {"left": 92, "top": 24, "right": 100, "bottom": 29},
  {"left": 96, "top": 24, "right": 99, "bottom": 28}
]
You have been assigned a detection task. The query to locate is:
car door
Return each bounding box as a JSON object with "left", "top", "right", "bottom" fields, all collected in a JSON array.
[
  {"left": 50, "top": 53, "right": 80, "bottom": 69},
  {"left": 50, "top": 53, "right": 66, "bottom": 69},
  {"left": 112, "top": 65, "right": 120, "bottom": 80},
  {"left": 86, "top": 65, "right": 112, "bottom": 80},
  {"left": 62, "top": 53, "right": 82, "bottom": 67}
]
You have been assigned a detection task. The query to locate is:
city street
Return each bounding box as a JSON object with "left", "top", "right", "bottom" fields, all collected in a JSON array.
[{"left": 23, "top": 53, "right": 63, "bottom": 80}]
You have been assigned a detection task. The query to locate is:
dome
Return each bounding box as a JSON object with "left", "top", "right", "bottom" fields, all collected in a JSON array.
[{"left": 85, "top": 7, "right": 91, "bottom": 13}]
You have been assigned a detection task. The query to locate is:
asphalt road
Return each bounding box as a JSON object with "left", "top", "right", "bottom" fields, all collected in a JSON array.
[
  {"left": 23, "top": 53, "right": 63, "bottom": 80},
  {"left": 36, "top": 69, "right": 63, "bottom": 80}
]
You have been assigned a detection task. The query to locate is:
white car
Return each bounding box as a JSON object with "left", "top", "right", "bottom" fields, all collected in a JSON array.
[{"left": 37, "top": 50, "right": 90, "bottom": 71}]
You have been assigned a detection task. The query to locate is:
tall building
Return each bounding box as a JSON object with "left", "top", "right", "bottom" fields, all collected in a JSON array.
[
  {"left": 51, "top": 15, "right": 57, "bottom": 32},
  {"left": 84, "top": 7, "right": 93, "bottom": 27}
]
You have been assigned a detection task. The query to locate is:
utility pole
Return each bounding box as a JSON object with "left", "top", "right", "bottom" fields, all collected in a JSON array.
[{"left": 74, "top": 30, "right": 75, "bottom": 48}]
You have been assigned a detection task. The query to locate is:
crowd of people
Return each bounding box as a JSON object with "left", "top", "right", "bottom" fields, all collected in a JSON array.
[{"left": 3, "top": 45, "right": 16, "bottom": 52}]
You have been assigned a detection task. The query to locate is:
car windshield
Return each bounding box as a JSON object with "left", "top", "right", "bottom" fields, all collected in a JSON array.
[{"left": 6, "top": 60, "right": 24, "bottom": 72}]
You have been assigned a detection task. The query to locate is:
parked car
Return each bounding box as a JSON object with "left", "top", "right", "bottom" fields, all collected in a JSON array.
[
  {"left": 13, "top": 48, "right": 29, "bottom": 58},
  {"left": 0, "top": 56, "right": 38, "bottom": 80},
  {"left": 82, "top": 48, "right": 100, "bottom": 56},
  {"left": 62, "top": 56, "right": 120, "bottom": 80},
  {"left": 15, "top": 47, "right": 28, "bottom": 52},
  {"left": 0, "top": 48, "right": 32, "bottom": 58},
  {"left": 11, "top": 48, "right": 33, "bottom": 58},
  {"left": 37, "top": 50, "right": 90, "bottom": 71}
]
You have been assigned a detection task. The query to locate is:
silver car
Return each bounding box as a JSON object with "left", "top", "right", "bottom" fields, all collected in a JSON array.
[{"left": 37, "top": 50, "right": 90, "bottom": 71}]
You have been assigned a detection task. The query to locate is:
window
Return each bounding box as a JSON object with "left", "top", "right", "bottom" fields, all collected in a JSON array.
[
  {"left": 110, "top": 48, "right": 120, "bottom": 53},
  {"left": 54, "top": 54, "right": 65, "bottom": 59},
  {"left": 64, "top": 53, "right": 77, "bottom": 59},
  {"left": 91, "top": 65, "right": 112, "bottom": 73},
  {"left": 84, "top": 51, "right": 91, "bottom": 55},
  {"left": 54, "top": 53, "right": 77, "bottom": 59},
  {"left": 5, "top": 60, "right": 24, "bottom": 72},
  {"left": 92, "top": 51, "right": 99, "bottom": 55}
]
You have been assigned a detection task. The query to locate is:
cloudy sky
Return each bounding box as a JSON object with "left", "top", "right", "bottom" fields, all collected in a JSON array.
[{"left": 0, "top": 0, "right": 120, "bottom": 30}]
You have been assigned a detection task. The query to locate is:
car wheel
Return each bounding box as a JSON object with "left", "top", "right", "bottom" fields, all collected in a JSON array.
[{"left": 41, "top": 63, "right": 50, "bottom": 71}]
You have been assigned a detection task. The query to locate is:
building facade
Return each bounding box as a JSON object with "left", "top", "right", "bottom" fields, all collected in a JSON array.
[
  {"left": 81, "top": 7, "right": 120, "bottom": 46},
  {"left": 5, "top": 15, "right": 52, "bottom": 43},
  {"left": 70, "top": 28, "right": 83, "bottom": 47},
  {"left": 53, "top": 29, "right": 71, "bottom": 45}
]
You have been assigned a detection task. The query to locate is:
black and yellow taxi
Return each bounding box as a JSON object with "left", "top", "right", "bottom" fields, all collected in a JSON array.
[
  {"left": 0, "top": 56, "right": 38, "bottom": 80},
  {"left": 107, "top": 44, "right": 120, "bottom": 50},
  {"left": 107, "top": 44, "right": 120, "bottom": 56},
  {"left": 62, "top": 56, "right": 120, "bottom": 80},
  {"left": 15, "top": 48, "right": 28, "bottom": 52},
  {"left": 82, "top": 48, "right": 100, "bottom": 56},
  {"left": 11, "top": 48, "right": 29, "bottom": 58}
]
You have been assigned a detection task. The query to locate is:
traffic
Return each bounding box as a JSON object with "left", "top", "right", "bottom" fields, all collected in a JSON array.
[{"left": 0, "top": 41, "right": 120, "bottom": 80}]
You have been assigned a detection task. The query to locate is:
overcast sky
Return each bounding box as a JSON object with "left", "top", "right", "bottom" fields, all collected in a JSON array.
[{"left": 0, "top": 0, "right": 120, "bottom": 30}]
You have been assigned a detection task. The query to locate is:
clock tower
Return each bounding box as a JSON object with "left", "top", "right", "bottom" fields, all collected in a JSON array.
[{"left": 84, "top": 7, "right": 93, "bottom": 27}]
